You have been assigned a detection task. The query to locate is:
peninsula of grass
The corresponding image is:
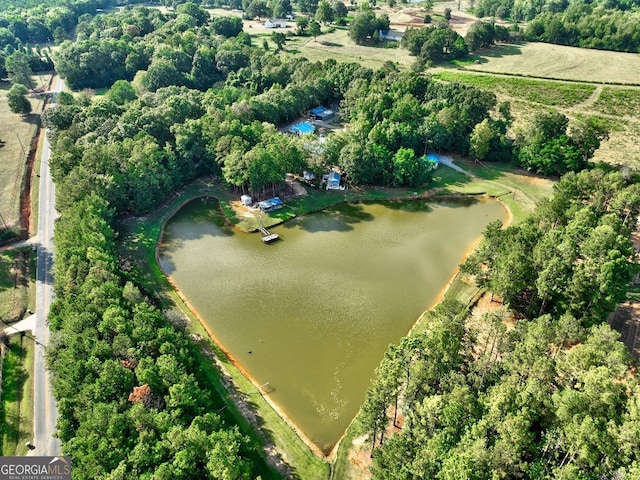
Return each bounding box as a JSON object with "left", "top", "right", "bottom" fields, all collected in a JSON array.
[
  {"left": 118, "top": 161, "right": 554, "bottom": 477},
  {"left": 433, "top": 71, "right": 596, "bottom": 107}
]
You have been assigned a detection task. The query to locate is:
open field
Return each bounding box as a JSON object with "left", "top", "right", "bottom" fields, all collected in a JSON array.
[
  {"left": 433, "top": 71, "right": 596, "bottom": 107},
  {"left": 0, "top": 85, "right": 38, "bottom": 235},
  {"left": 285, "top": 29, "right": 415, "bottom": 69},
  {"left": 204, "top": 4, "right": 465, "bottom": 70},
  {"left": 434, "top": 70, "right": 640, "bottom": 169},
  {"left": 0, "top": 74, "right": 51, "bottom": 239},
  {"left": 0, "top": 248, "right": 32, "bottom": 322},
  {"left": 465, "top": 42, "right": 640, "bottom": 85}
]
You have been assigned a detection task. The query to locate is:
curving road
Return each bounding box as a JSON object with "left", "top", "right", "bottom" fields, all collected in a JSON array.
[{"left": 29, "top": 75, "right": 64, "bottom": 457}]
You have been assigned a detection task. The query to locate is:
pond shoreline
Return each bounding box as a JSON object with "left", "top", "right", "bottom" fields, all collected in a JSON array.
[
  {"left": 153, "top": 184, "right": 512, "bottom": 467},
  {"left": 154, "top": 191, "right": 333, "bottom": 461}
]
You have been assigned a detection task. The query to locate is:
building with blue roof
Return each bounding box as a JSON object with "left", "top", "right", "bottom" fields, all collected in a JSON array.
[
  {"left": 289, "top": 122, "right": 315, "bottom": 135},
  {"left": 324, "top": 171, "right": 345, "bottom": 190},
  {"left": 425, "top": 154, "right": 439, "bottom": 168},
  {"left": 257, "top": 197, "right": 284, "bottom": 212},
  {"left": 309, "top": 106, "right": 334, "bottom": 121}
]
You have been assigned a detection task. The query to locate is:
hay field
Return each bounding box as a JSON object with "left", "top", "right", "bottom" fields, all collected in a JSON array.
[
  {"left": 465, "top": 42, "right": 640, "bottom": 85},
  {"left": 0, "top": 82, "right": 43, "bottom": 233}
]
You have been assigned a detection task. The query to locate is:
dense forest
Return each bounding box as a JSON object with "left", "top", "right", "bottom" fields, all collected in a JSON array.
[
  {"left": 474, "top": 0, "right": 640, "bottom": 52},
  {"left": 5, "top": 0, "right": 640, "bottom": 88},
  {"left": 0, "top": 0, "right": 112, "bottom": 79},
  {"left": 48, "top": 194, "right": 264, "bottom": 478},
  {"left": 45, "top": 5, "right": 520, "bottom": 213},
  {"left": 358, "top": 169, "right": 640, "bottom": 479}
]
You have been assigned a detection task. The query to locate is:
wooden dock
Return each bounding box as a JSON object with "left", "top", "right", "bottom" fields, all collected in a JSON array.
[{"left": 258, "top": 227, "right": 279, "bottom": 243}]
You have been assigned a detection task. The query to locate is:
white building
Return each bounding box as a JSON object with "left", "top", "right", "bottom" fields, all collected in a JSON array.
[{"left": 265, "top": 18, "right": 288, "bottom": 28}]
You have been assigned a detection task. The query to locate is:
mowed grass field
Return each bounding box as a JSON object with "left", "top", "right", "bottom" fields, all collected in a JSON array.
[
  {"left": 0, "top": 75, "right": 50, "bottom": 235},
  {"left": 465, "top": 42, "right": 640, "bottom": 85},
  {"left": 0, "top": 249, "right": 32, "bottom": 321},
  {"left": 284, "top": 28, "right": 416, "bottom": 69}
]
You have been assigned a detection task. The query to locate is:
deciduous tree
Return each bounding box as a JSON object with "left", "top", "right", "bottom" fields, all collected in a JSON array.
[{"left": 7, "top": 83, "right": 31, "bottom": 115}]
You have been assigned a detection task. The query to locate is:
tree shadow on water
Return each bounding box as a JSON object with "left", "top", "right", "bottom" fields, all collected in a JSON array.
[
  {"left": 382, "top": 198, "right": 435, "bottom": 213},
  {"left": 285, "top": 202, "right": 375, "bottom": 233}
]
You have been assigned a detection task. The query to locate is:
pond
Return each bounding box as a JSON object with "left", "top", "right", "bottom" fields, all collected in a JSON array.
[{"left": 158, "top": 196, "right": 506, "bottom": 454}]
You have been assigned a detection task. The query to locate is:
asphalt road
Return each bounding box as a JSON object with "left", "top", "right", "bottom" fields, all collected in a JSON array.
[{"left": 29, "top": 75, "right": 64, "bottom": 457}]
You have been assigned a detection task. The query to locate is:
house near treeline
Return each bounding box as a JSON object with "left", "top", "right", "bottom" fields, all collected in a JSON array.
[
  {"left": 309, "top": 106, "right": 334, "bottom": 121},
  {"left": 241, "top": 195, "right": 252, "bottom": 206},
  {"left": 379, "top": 29, "right": 404, "bottom": 42},
  {"left": 265, "top": 18, "right": 288, "bottom": 28}
]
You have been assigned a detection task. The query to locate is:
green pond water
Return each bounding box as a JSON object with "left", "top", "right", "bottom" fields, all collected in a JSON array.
[{"left": 158, "top": 197, "right": 506, "bottom": 454}]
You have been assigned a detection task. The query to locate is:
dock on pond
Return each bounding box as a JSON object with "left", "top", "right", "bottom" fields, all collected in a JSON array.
[{"left": 258, "top": 227, "right": 279, "bottom": 243}]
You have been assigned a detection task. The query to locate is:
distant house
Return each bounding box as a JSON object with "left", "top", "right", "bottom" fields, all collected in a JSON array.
[
  {"left": 257, "top": 197, "right": 284, "bottom": 212},
  {"left": 325, "top": 171, "right": 345, "bottom": 190},
  {"left": 265, "top": 18, "right": 288, "bottom": 28},
  {"left": 240, "top": 195, "right": 252, "bottom": 206},
  {"left": 379, "top": 29, "right": 404, "bottom": 42},
  {"left": 309, "top": 106, "right": 334, "bottom": 121}
]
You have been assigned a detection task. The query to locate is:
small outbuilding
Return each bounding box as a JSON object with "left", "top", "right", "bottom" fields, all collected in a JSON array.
[
  {"left": 325, "top": 171, "right": 345, "bottom": 190},
  {"left": 241, "top": 194, "right": 252, "bottom": 205},
  {"left": 258, "top": 197, "right": 284, "bottom": 212},
  {"left": 309, "top": 106, "right": 334, "bottom": 121},
  {"left": 265, "top": 18, "right": 288, "bottom": 28}
]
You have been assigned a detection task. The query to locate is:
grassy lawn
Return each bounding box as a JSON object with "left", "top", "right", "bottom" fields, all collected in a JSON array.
[
  {"left": 463, "top": 42, "right": 640, "bottom": 85},
  {"left": 0, "top": 333, "right": 35, "bottom": 456},
  {"left": 0, "top": 248, "right": 33, "bottom": 322},
  {"left": 283, "top": 29, "right": 415, "bottom": 70}
]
